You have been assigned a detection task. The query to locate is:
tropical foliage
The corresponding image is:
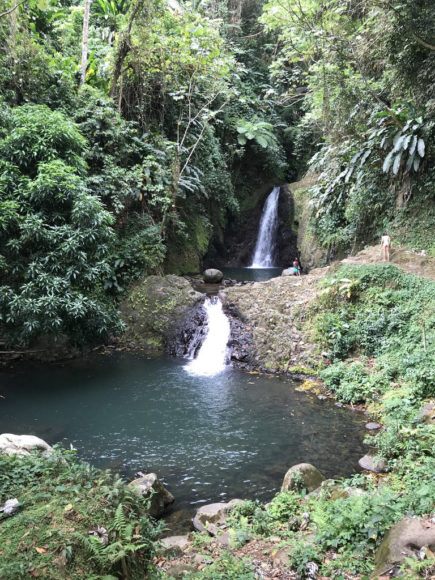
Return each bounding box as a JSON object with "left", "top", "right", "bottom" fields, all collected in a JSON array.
[
  {"left": 262, "top": 0, "right": 435, "bottom": 254},
  {"left": 0, "top": 450, "right": 163, "bottom": 579},
  {"left": 0, "top": 0, "right": 286, "bottom": 347}
]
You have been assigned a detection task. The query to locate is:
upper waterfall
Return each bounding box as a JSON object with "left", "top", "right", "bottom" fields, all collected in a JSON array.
[
  {"left": 184, "top": 297, "right": 231, "bottom": 377},
  {"left": 250, "top": 186, "right": 280, "bottom": 268}
]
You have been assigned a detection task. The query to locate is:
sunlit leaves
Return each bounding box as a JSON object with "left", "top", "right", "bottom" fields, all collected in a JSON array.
[{"left": 236, "top": 118, "right": 277, "bottom": 148}]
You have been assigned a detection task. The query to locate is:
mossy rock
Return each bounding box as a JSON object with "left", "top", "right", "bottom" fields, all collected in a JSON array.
[
  {"left": 119, "top": 275, "right": 202, "bottom": 354},
  {"left": 373, "top": 517, "right": 435, "bottom": 577},
  {"left": 165, "top": 215, "right": 212, "bottom": 274},
  {"left": 290, "top": 179, "right": 328, "bottom": 270},
  {"left": 281, "top": 463, "right": 325, "bottom": 493}
]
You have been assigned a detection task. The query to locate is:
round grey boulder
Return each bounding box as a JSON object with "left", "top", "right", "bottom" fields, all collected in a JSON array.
[
  {"left": 128, "top": 473, "right": 174, "bottom": 518},
  {"left": 365, "top": 422, "right": 382, "bottom": 430},
  {"left": 0, "top": 434, "right": 53, "bottom": 457},
  {"left": 281, "top": 463, "right": 325, "bottom": 493},
  {"left": 203, "top": 269, "right": 224, "bottom": 284},
  {"left": 358, "top": 453, "right": 387, "bottom": 473}
]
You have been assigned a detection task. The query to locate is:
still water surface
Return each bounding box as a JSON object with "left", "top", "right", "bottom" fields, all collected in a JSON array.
[
  {"left": 222, "top": 267, "right": 282, "bottom": 282},
  {"left": 0, "top": 354, "right": 366, "bottom": 510}
]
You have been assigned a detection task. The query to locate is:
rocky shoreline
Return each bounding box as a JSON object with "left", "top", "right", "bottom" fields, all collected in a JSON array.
[{"left": 3, "top": 434, "right": 433, "bottom": 579}]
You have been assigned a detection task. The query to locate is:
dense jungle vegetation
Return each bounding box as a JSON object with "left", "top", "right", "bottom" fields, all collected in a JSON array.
[
  {"left": 1, "top": 0, "right": 434, "bottom": 348},
  {"left": 0, "top": 1, "right": 434, "bottom": 578}
]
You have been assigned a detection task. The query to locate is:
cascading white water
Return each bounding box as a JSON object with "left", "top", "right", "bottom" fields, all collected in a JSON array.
[
  {"left": 250, "top": 186, "right": 280, "bottom": 268},
  {"left": 184, "top": 297, "right": 231, "bottom": 377}
]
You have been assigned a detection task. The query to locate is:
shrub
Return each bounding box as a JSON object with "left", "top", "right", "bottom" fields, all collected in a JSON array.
[{"left": 0, "top": 105, "right": 122, "bottom": 346}]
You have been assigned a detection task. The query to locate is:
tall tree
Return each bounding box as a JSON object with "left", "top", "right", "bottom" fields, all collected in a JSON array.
[{"left": 80, "top": 0, "right": 92, "bottom": 85}]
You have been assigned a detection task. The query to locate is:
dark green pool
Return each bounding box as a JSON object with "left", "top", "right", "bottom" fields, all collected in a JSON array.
[
  {"left": 0, "top": 354, "right": 366, "bottom": 510},
  {"left": 222, "top": 267, "right": 283, "bottom": 282}
]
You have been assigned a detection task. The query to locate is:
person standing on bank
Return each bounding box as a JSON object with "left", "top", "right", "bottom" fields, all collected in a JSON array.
[{"left": 381, "top": 233, "right": 391, "bottom": 262}]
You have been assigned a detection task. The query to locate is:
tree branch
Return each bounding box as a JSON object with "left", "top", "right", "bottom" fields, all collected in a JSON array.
[
  {"left": 412, "top": 34, "right": 435, "bottom": 51},
  {"left": 179, "top": 99, "right": 228, "bottom": 178},
  {"left": 0, "top": 0, "right": 25, "bottom": 19}
]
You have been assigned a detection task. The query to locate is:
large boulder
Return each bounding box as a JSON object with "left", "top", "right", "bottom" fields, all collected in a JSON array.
[
  {"left": 128, "top": 473, "right": 175, "bottom": 518},
  {"left": 281, "top": 463, "right": 325, "bottom": 493},
  {"left": 358, "top": 453, "right": 387, "bottom": 473},
  {"left": 374, "top": 517, "right": 435, "bottom": 577},
  {"left": 159, "top": 535, "right": 191, "bottom": 556},
  {"left": 418, "top": 401, "right": 435, "bottom": 425},
  {"left": 0, "top": 434, "right": 53, "bottom": 457},
  {"left": 119, "top": 275, "right": 202, "bottom": 355},
  {"left": 203, "top": 269, "right": 224, "bottom": 284},
  {"left": 192, "top": 499, "right": 243, "bottom": 535}
]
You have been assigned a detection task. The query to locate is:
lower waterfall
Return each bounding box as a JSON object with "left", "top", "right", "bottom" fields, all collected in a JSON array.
[{"left": 184, "top": 297, "right": 231, "bottom": 377}]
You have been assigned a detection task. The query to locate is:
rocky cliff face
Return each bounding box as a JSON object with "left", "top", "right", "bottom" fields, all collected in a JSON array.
[
  {"left": 206, "top": 183, "right": 298, "bottom": 268},
  {"left": 119, "top": 275, "right": 203, "bottom": 355},
  {"left": 222, "top": 269, "right": 326, "bottom": 373},
  {"left": 277, "top": 184, "right": 298, "bottom": 268},
  {"left": 289, "top": 175, "right": 328, "bottom": 271}
]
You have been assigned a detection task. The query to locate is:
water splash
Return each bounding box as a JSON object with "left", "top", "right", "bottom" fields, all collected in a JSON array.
[
  {"left": 184, "top": 297, "right": 231, "bottom": 377},
  {"left": 250, "top": 186, "right": 280, "bottom": 268}
]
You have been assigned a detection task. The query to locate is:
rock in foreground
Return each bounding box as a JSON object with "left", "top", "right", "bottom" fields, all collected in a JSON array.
[
  {"left": 192, "top": 500, "right": 243, "bottom": 535},
  {"left": 358, "top": 453, "right": 387, "bottom": 473},
  {"left": 129, "top": 473, "right": 175, "bottom": 518},
  {"left": 0, "top": 434, "right": 53, "bottom": 457},
  {"left": 374, "top": 517, "right": 435, "bottom": 576},
  {"left": 159, "top": 535, "right": 191, "bottom": 556},
  {"left": 203, "top": 268, "right": 224, "bottom": 283},
  {"left": 281, "top": 463, "right": 325, "bottom": 492}
]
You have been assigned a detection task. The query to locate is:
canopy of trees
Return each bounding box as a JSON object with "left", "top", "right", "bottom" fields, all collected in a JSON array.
[{"left": 0, "top": 0, "right": 433, "bottom": 347}]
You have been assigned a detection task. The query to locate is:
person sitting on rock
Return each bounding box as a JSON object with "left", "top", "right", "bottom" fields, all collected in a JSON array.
[{"left": 292, "top": 258, "right": 301, "bottom": 276}]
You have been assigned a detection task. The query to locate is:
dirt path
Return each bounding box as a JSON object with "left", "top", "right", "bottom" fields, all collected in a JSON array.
[{"left": 340, "top": 245, "right": 435, "bottom": 280}]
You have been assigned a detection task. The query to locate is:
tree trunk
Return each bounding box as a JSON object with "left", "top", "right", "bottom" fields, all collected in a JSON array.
[
  {"left": 111, "top": 0, "right": 144, "bottom": 102},
  {"left": 80, "top": 0, "right": 92, "bottom": 85}
]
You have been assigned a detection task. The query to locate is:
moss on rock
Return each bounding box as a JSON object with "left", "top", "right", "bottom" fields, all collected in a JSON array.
[
  {"left": 119, "top": 275, "right": 202, "bottom": 354},
  {"left": 290, "top": 176, "right": 328, "bottom": 271},
  {"left": 165, "top": 216, "right": 213, "bottom": 274}
]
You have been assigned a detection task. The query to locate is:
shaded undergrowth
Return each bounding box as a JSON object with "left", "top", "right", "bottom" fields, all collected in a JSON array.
[{"left": 0, "top": 451, "right": 163, "bottom": 579}]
